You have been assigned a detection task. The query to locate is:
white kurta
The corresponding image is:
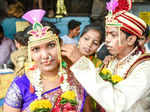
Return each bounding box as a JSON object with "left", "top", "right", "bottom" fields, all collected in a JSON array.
[{"left": 70, "top": 51, "right": 150, "bottom": 112}]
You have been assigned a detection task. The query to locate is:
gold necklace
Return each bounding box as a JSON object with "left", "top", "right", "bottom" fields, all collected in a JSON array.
[{"left": 41, "top": 74, "right": 60, "bottom": 82}]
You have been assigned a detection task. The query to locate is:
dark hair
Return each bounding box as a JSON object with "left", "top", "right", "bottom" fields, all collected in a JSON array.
[
  {"left": 0, "top": 9, "right": 7, "bottom": 23},
  {"left": 143, "top": 24, "right": 149, "bottom": 39},
  {"left": 14, "top": 31, "right": 29, "bottom": 46},
  {"left": 121, "top": 30, "right": 139, "bottom": 47},
  {"left": 7, "top": 1, "right": 24, "bottom": 18},
  {"left": 41, "top": 21, "right": 60, "bottom": 35},
  {"left": 0, "top": 24, "right": 4, "bottom": 44},
  {"left": 121, "top": 30, "right": 132, "bottom": 38},
  {"left": 0, "top": 24, "right": 4, "bottom": 33},
  {"left": 42, "top": 22, "right": 62, "bottom": 43},
  {"left": 22, "top": 25, "right": 32, "bottom": 40},
  {"left": 68, "top": 20, "right": 81, "bottom": 30},
  {"left": 80, "top": 23, "right": 105, "bottom": 45}
]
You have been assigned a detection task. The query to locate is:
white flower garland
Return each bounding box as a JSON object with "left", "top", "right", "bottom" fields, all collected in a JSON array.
[
  {"left": 58, "top": 69, "right": 70, "bottom": 92},
  {"left": 30, "top": 68, "right": 43, "bottom": 99},
  {"left": 29, "top": 68, "right": 70, "bottom": 99}
]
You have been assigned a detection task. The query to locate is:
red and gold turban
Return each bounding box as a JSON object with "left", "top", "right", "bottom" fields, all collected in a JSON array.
[{"left": 106, "top": 0, "right": 146, "bottom": 37}]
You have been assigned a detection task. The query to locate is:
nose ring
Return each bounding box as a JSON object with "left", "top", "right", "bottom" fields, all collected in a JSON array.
[{"left": 48, "top": 55, "right": 52, "bottom": 60}]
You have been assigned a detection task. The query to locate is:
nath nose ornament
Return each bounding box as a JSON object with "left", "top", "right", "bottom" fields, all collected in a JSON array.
[
  {"left": 48, "top": 55, "right": 52, "bottom": 60},
  {"left": 41, "top": 55, "right": 52, "bottom": 62}
]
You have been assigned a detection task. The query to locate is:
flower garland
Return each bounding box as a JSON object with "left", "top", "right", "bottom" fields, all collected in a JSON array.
[
  {"left": 30, "top": 99, "right": 52, "bottom": 112},
  {"left": 51, "top": 61, "right": 78, "bottom": 112},
  {"left": 89, "top": 55, "right": 123, "bottom": 85},
  {"left": 25, "top": 61, "right": 78, "bottom": 112},
  {"left": 99, "top": 67, "right": 123, "bottom": 85},
  {"left": 58, "top": 68, "right": 70, "bottom": 92},
  {"left": 108, "top": 47, "right": 141, "bottom": 78},
  {"left": 89, "top": 55, "right": 103, "bottom": 68}
]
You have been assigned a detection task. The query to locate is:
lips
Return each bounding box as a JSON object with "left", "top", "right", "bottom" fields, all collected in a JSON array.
[
  {"left": 83, "top": 47, "right": 90, "bottom": 53},
  {"left": 42, "top": 60, "right": 51, "bottom": 65},
  {"left": 106, "top": 45, "right": 112, "bottom": 50},
  {"left": 107, "top": 47, "right": 112, "bottom": 50},
  {"left": 41, "top": 58, "right": 54, "bottom": 65}
]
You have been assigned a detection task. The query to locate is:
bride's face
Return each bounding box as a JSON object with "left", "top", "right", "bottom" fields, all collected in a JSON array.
[{"left": 31, "top": 40, "right": 59, "bottom": 72}]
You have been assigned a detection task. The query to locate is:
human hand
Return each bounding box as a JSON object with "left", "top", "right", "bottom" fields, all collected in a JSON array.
[
  {"left": 61, "top": 44, "right": 82, "bottom": 63},
  {"left": 103, "top": 55, "right": 113, "bottom": 66}
]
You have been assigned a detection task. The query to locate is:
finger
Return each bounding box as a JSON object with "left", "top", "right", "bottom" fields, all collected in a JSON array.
[
  {"left": 61, "top": 48, "right": 72, "bottom": 55},
  {"left": 61, "top": 46, "right": 68, "bottom": 51},
  {"left": 62, "top": 44, "right": 73, "bottom": 48},
  {"left": 61, "top": 50, "right": 70, "bottom": 57},
  {"left": 61, "top": 45, "right": 74, "bottom": 51}
]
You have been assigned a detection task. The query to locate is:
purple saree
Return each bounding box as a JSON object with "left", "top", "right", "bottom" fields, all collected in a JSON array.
[{"left": 4, "top": 74, "right": 86, "bottom": 112}]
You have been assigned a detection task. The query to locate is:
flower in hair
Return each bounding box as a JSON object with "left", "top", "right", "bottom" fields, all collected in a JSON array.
[{"left": 106, "top": 0, "right": 118, "bottom": 12}]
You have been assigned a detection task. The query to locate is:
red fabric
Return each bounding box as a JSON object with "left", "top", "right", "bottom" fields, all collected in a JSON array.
[
  {"left": 116, "top": 18, "right": 142, "bottom": 37},
  {"left": 100, "top": 108, "right": 105, "bottom": 112},
  {"left": 138, "top": 46, "right": 145, "bottom": 54},
  {"left": 123, "top": 13, "right": 146, "bottom": 32},
  {"left": 125, "top": 51, "right": 150, "bottom": 79},
  {"left": 96, "top": 104, "right": 105, "bottom": 112}
]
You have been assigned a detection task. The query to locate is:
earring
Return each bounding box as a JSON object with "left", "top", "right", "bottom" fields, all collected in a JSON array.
[{"left": 77, "top": 44, "right": 79, "bottom": 48}]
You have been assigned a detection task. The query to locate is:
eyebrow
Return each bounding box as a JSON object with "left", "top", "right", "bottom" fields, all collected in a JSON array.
[{"left": 138, "top": 38, "right": 145, "bottom": 40}]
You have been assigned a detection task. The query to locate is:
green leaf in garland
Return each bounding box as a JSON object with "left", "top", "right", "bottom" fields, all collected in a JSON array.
[
  {"left": 91, "top": 56, "right": 103, "bottom": 68},
  {"left": 34, "top": 108, "right": 51, "bottom": 112},
  {"left": 60, "top": 98, "right": 78, "bottom": 106},
  {"left": 62, "top": 61, "right": 67, "bottom": 68},
  {"left": 69, "top": 100, "right": 78, "bottom": 106},
  {"left": 60, "top": 98, "right": 68, "bottom": 104}
]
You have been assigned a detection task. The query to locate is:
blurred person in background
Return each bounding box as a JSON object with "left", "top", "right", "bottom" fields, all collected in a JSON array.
[
  {"left": 0, "top": 24, "right": 16, "bottom": 65},
  {"left": 138, "top": 24, "right": 150, "bottom": 53},
  {"left": 38, "top": 0, "right": 56, "bottom": 18},
  {"left": 61, "top": 19, "right": 81, "bottom": 45},
  {"left": 1, "top": 1, "right": 25, "bottom": 40},
  {"left": 11, "top": 31, "right": 29, "bottom": 76}
]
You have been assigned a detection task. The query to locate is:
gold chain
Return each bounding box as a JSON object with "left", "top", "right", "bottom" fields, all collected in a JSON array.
[{"left": 41, "top": 74, "right": 60, "bottom": 82}]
